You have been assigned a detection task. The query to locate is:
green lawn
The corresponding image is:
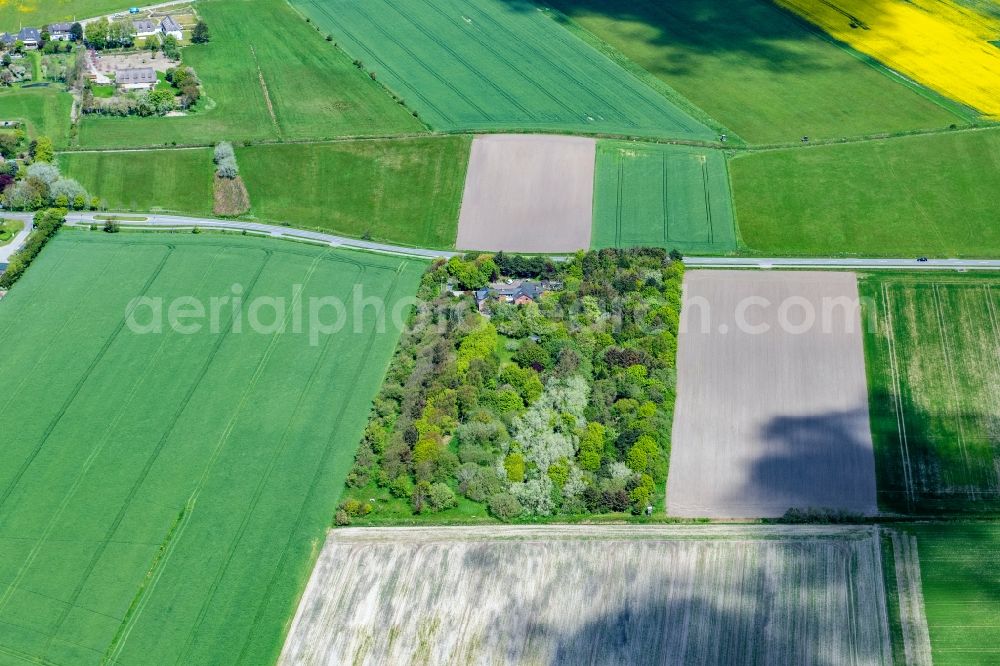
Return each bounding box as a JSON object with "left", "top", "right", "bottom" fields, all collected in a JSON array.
[
  {"left": 293, "top": 0, "right": 717, "bottom": 140},
  {"left": 0, "top": 0, "right": 125, "bottom": 28},
  {"left": 78, "top": 0, "right": 422, "bottom": 148},
  {"left": 0, "top": 219, "right": 25, "bottom": 246},
  {"left": 238, "top": 136, "right": 471, "bottom": 248},
  {"left": 546, "top": 0, "right": 968, "bottom": 144},
  {"left": 0, "top": 87, "right": 73, "bottom": 147},
  {"left": 731, "top": 129, "right": 1000, "bottom": 257},
  {"left": 60, "top": 149, "right": 215, "bottom": 216},
  {"left": 900, "top": 523, "right": 1000, "bottom": 665},
  {"left": 0, "top": 231, "right": 424, "bottom": 665},
  {"left": 591, "top": 141, "right": 737, "bottom": 254},
  {"left": 860, "top": 273, "right": 1000, "bottom": 514}
]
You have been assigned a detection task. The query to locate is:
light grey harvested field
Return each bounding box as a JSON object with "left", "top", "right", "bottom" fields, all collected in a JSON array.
[
  {"left": 455, "top": 134, "right": 595, "bottom": 252},
  {"left": 667, "top": 270, "right": 877, "bottom": 518},
  {"left": 280, "top": 525, "right": 893, "bottom": 666}
]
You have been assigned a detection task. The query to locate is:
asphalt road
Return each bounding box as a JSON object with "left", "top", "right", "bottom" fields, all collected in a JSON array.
[
  {"left": 4, "top": 211, "right": 1000, "bottom": 267},
  {"left": 684, "top": 256, "right": 1000, "bottom": 271},
  {"left": 59, "top": 212, "right": 460, "bottom": 259}
]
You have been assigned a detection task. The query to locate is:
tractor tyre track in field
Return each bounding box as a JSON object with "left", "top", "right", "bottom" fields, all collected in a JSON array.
[
  {"left": 0, "top": 244, "right": 133, "bottom": 419},
  {"left": 37, "top": 249, "right": 232, "bottom": 658},
  {"left": 880, "top": 282, "right": 916, "bottom": 507},
  {"left": 931, "top": 284, "right": 971, "bottom": 480},
  {"left": 302, "top": 0, "right": 456, "bottom": 126},
  {"left": 0, "top": 245, "right": 175, "bottom": 524},
  {"left": 45, "top": 252, "right": 274, "bottom": 659},
  {"left": 349, "top": 2, "right": 492, "bottom": 122},
  {"left": 174, "top": 249, "right": 346, "bottom": 662},
  {"left": 394, "top": 0, "right": 543, "bottom": 121}
]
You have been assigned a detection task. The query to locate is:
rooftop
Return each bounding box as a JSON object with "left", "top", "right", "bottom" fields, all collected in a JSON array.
[
  {"left": 133, "top": 19, "right": 156, "bottom": 33},
  {"left": 160, "top": 15, "right": 182, "bottom": 32},
  {"left": 116, "top": 67, "right": 158, "bottom": 85}
]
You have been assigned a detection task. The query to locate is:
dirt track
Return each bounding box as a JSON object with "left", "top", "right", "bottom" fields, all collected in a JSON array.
[
  {"left": 455, "top": 134, "right": 595, "bottom": 252},
  {"left": 667, "top": 270, "right": 878, "bottom": 518}
]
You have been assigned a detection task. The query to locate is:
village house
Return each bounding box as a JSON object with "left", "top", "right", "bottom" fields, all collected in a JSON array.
[
  {"left": 474, "top": 279, "right": 556, "bottom": 313},
  {"left": 160, "top": 15, "right": 183, "bottom": 40},
  {"left": 0, "top": 33, "right": 15, "bottom": 48},
  {"left": 115, "top": 67, "right": 157, "bottom": 91},
  {"left": 133, "top": 19, "right": 158, "bottom": 39},
  {"left": 46, "top": 23, "right": 74, "bottom": 41},
  {"left": 16, "top": 27, "right": 41, "bottom": 49}
]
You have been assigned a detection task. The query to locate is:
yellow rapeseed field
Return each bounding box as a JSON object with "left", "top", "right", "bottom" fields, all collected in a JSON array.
[{"left": 775, "top": 0, "right": 1000, "bottom": 117}]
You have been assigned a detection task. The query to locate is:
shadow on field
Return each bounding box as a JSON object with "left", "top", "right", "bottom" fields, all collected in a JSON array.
[
  {"left": 500, "top": 0, "right": 901, "bottom": 76},
  {"left": 725, "top": 405, "right": 879, "bottom": 516},
  {"left": 867, "top": 388, "right": 1000, "bottom": 515},
  {"left": 535, "top": 556, "right": 888, "bottom": 665}
]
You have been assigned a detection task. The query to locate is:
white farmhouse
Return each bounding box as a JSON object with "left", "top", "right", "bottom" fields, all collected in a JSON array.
[
  {"left": 160, "top": 15, "right": 183, "bottom": 41},
  {"left": 133, "top": 19, "right": 158, "bottom": 39}
]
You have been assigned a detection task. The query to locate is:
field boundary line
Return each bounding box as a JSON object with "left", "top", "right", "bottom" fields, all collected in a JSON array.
[
  {"left": 235, "top": 261, "right": 409, "bottom": 664},
  {"left": 881, "top": 283, "right": 916, "bottom": 507}
]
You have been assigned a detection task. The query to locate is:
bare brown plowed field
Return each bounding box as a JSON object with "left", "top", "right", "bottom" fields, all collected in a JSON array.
[
  {"left": 455, "top": 134, "right": 595, "bottom": 253},
  {"left": 667, "top": 270, "right": 877, "bottom": 518},
  {"left": 279, "top": 525, "right": 894, "bottom": 665}
]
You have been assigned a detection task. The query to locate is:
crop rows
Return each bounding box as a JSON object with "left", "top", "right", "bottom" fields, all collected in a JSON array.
[
  {"left": 0, "top": 233, "right": 424, "bottom": 664},
  {"left": 282, "top": 525, "right": 894, "bottom": 664},
  {"left": 591, "top": 141, "right": 737, "bottom": 254},
  {"left": 861, "top": 275, "right": 1000, "bottom": 513},
  {"left": 294, "top": 0, "right": 715, "bottom": 139}
]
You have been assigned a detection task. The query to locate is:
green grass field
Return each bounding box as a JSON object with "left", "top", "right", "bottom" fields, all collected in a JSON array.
[
  {"left": 0, "top": 219, "right": 24, "bottom": 246},
  {"left": 0, "top": 0, "right": 123, "bottom": 29},
  {"left": 901, "top": 523, "right": 1000, "bottom": 664},
  {"left": 238, "top": 136, "right": 470, "bottom": 248},
  {"left": 78, "top": 0, "right": 421, "bottom": 148},
  {"left": 860, "top": 274, "right": 1000, "bottom": 514},
  {"left": 591, "top": 141, "right": 737, "bottom": 253},
  {"left": 0, "top": 231, "right": 424, "bottom": 664},
  {"left": 731, "top": 129, "right": 1000, "bottom": 257},
  {"left": 60, "top": 149, "right": 215, "bottom": 216},
  {"left": 0, "top": 87, "right": 72, "bottom": 147},
  {"left": 546, "top": 0, "right": 968, "bottom": 144},
  {"left": 293, "top": 0, "right": 717, "bottom": 140}
]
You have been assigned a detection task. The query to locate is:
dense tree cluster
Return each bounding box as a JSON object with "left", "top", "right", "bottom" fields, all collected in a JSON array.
[
  {"left": 85, "top": 19, "right": 138, "bottom": 50},
  {"left": 343, "top": 248, "right": 684, "bottom": 522}
]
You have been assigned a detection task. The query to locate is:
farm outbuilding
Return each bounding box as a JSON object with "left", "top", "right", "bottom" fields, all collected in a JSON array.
[{"left": 115, "top": 67, "right": 157, "bottom": 91}]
